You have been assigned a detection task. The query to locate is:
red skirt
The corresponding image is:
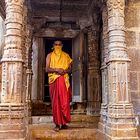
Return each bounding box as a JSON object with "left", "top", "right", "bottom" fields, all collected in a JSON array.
[{"left": 49, "top": 76, "right": 71, "bottom": 125}]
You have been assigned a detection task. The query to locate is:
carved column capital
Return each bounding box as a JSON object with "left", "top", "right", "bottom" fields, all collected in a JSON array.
[
  {"left": 106, "top": 0, "right": 129, "bottom": 61},
  {"left": 107, "top": 0, "right": 125, "bottom": 16}
]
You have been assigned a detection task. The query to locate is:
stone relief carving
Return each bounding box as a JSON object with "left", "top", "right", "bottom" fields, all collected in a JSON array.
[{"left": 107, "top": 0, "right": 125, "bottom": 17}]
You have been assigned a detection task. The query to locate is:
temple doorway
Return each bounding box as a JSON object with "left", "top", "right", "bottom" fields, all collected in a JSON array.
[
  {"left": 44, "top": 33, "right": 88, "bottom": 102},
  {"left": 31, "top": 31, "right": 90, "bottom": 116}
]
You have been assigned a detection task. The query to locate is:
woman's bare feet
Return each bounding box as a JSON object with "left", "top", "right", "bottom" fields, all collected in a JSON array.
[
  {"left": 61, "top": 124, "right": 68, "bottom": 129},
  {"left": 54, "top": 124, "right": 60, "bottom": 132}
]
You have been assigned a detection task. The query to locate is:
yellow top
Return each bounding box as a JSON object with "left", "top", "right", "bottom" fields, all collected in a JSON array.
[{"left": 48, "top": 49, "right": 72, "bottom": 90}]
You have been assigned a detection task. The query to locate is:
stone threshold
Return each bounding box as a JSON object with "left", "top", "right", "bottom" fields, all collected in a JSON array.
[{"left": 31, "top": 115, "right": 100, "bottom": 124}]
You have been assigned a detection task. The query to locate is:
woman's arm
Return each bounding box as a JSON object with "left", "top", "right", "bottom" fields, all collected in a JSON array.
[{"left": 64, "top": 63, "right": 72, "bottom": 74}]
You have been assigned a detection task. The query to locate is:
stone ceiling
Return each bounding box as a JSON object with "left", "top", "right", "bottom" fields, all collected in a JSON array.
[
  {"left": 0, "top": 0, "right": 102, "bottom": 35},
  {"left": 0, "top": 0, "right": 102, "bottom": 22},
  {"left": 30, "top": 0, "right": 99, "bottom": 22}
]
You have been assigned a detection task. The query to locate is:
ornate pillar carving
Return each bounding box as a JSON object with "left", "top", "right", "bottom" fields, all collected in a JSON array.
[
  {"left": 31, "top": 37, "right": 39, "bottom": 101},
  {"left": 22, "top": 5, "right": 27, "bottom": 104},
  {"left": 104, "top": 0, "right": 138, "bottom": 139},
  {"left": 26, "top": 24, "right": 33, "bottom": 103},
  {"left": 25, "top": 26, "right": 33, "bottom": 124},
  {"left": 23, "top": 4, "right": 33, "bottom": 124},
  {"left": 0, "top": 0, "right": 28, "bottom": 139},
  {"left": 98, "top": 3, "right": 109, "bottom": 133},
  {"left": 1, "top": 0, "right": 24, "bottom": 103},
  {"left": 86, "top": 25, "right": 101, "bottom": 116}
]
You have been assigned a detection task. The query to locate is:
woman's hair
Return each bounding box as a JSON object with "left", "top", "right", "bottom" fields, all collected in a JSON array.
[{"left": 53, "top": 40, "right": 63, "bottom": 46}]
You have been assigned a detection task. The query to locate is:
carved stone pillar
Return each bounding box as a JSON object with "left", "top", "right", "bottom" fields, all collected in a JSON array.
[
  {"left": 22, "top": 2, "right": 33, "bottom": 123},
  {"left": 86, "top": 26, "right": 101, "bottom": 116},
  {"left": 0, "top": 0, "right": 28, "bottom": 139},
  {"left": 104, "top": 0, "right": 138, "bottom": 139},
  {"left": 26, "top": 24, "right": 33, "bottom": 103},
  {"left": 98, "top": 3, "right": 109, "bottom": 133},
  {"left": 26, "top": 24, "right": 33, "bottom": 123},
  {"left": 22, "top": 5, "right": 27, "bottom": 104},
  {"left": 31, "top": 37, "right": 39, "bottom": 101}
]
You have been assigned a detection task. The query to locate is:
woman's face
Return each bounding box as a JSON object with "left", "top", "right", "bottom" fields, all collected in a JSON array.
[{"left": 53, "top": 41, "right": 63, "bottom": 49}]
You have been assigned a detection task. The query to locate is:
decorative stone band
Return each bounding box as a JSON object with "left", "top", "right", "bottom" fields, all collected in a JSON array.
[
  {"left": 107, "top": 0, "right": 125, "bottom": 17},
  {"left": 0, "top": 104, "right": 27, "bottom": 119}
]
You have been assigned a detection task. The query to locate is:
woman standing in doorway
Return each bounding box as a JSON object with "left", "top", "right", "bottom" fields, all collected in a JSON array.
[{"left": 46, "top": 40, "right": 72, "bottom": 131}]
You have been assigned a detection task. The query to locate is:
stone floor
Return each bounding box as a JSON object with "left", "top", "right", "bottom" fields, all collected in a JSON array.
[
  {"left": 29, "top": 115, "right": 140, "bottom": 140},
  {"left": 29, "top": 123, "right": 98, "bottom": 140}
]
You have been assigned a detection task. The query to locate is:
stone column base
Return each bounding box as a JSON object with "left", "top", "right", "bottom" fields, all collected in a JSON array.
[
  {"left": 0, "top": 104, "right": 27, "bottom": 139},
  {"left": 105, "top": 127, "right": 138, "bottom": 140},
  {"left": 98, "top": 125, "right": 138, "bottom": 140},
  {"left": 98, "top": 103, "right": 108, "bottom": 133},
  {"left": 105, "top": 104, "right": 139, "bottom": 140}
]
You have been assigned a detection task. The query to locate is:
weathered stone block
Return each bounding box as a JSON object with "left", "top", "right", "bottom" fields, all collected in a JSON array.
[
  {"left": 126, "top": 31, "right": 136, "bottom": 47},
  {"left": 106, "top": 125, "right": 138, "bottom": 138},
  {"left": 131, "top": 92, "right": 140, "bottom": 100},
  {"left": 132, "top": 99, "right": 140, "bottom": 114},
  {"left": 130, "top": 72, "right": 138, "bottom": 90},
  {"left": 128, "top": 49, "right": 140, "bottom": 71},
  {"left": 125, "top": 3, "right": 140, "bottom": 28},
  {"left": 0, "top": 129, "right": 26, "bottom": 139}
]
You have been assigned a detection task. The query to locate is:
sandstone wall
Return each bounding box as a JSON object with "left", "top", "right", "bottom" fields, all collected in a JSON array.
[{"left": 125, "top": 0, "right": 140, "bottom": 115}]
